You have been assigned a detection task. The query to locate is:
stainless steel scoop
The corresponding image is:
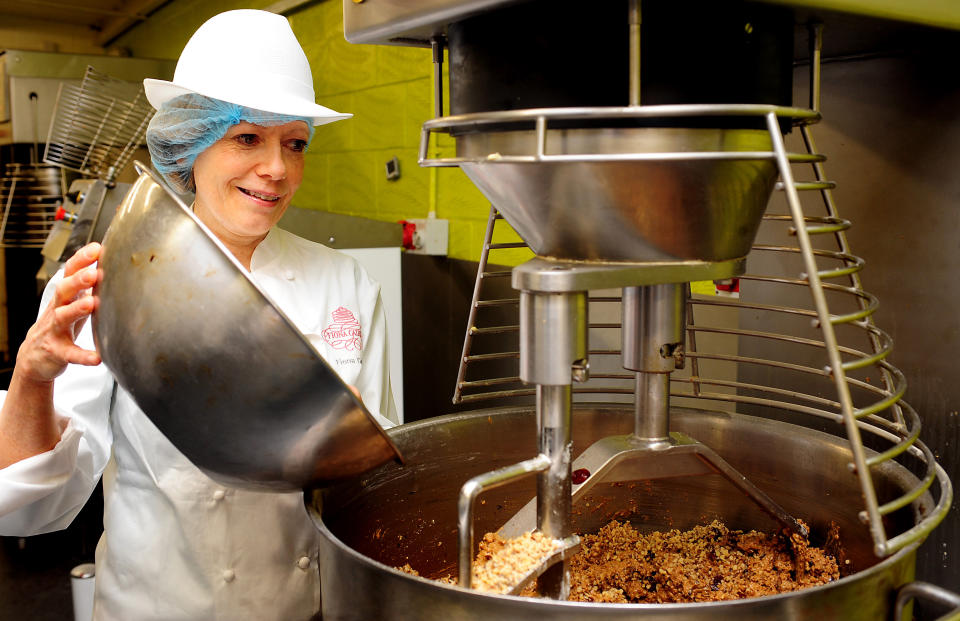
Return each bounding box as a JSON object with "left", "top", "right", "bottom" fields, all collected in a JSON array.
[{"left": 91, "top": 163, "right": 402, "bottom": 490}]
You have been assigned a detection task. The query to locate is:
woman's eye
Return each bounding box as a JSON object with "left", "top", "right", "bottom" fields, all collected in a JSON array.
[
  {"left": 288, "top": 139, "right": 308, "bottom": 153},
  {"left": 235, "top": 133, "right": 258, "bottom": 146}
]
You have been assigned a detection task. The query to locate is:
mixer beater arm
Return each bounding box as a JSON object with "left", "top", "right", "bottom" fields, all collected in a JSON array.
[
  {"left": 457, "top": 453, "right": 580, "bottom": 595},
  {"left": 578, "top": 433, "right": 808, "bottom": 534},
  {"left": 456, "top": 439, "right": 583, "bottom": 595},
  {"left": 621, "top": 283, "right": 806, "bottom": 537},
  {"left": 458, "top": 453, "right": 550, "bottom": 589}
]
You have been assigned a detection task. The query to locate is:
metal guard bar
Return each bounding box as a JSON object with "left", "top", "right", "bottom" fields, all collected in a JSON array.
[
  {"left": 762, "top": 213, "right": 852, "bottom": 236},
  {"left": 445, "top": 104, "right": 950, "bottom": 559},
  {"left": 454, "top": 384, "right": 951, "bottom": 549},
  {"left": 423, "top": 151, "right": 823, "bottom": 167},
  {"left": 872, "top": 440, "right": 937, "bottom": 519},
  {"left": 739, "top": 245, "right": 867, "bottom": 280},
  {"left": 698, "top": 278, "right": 881, "bottom": 327},
  {"left": 424, "top": 103, "right": 820, "bottom": 132},
  {"left": 461, "top": 310, "right": 902, "bottom": 417},
  {"left": 762, "top": 110, "right": 950, "bottom": 557},
  {"left": 419, "top": 104, "right": 821, "bottom": 167},
  {"left": 776, "top": 180, "right": 837, "bottom": 191}
]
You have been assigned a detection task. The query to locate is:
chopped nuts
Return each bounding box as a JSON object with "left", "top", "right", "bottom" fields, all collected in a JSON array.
[{"left": 471, "top": 531, "right": 562, "bottom": 594}]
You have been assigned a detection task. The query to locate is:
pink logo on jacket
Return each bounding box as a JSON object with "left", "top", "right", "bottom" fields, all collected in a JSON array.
[{"left": 322, "top": 306, "right": 363, "bottom": 351}]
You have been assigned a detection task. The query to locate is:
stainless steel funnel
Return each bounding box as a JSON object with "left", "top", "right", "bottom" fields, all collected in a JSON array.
[
  {"left": 455, "top": 126, "right": 778, "bottom": 262},
  {"left": 91, "top": 164, "right": 402, "bottom": 491}
]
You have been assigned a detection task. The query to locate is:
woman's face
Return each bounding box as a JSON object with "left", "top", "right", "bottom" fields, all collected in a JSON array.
[{"left": 191, "top": 120, "right": 309, "bottom": 250}]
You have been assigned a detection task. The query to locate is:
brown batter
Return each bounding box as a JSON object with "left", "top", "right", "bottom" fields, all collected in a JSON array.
[
  {"left": 566, "top": 519, "right": 839, "bottom": 603},
  {"left": 399, "top": 519, "right": 841, "bottom": 603}
]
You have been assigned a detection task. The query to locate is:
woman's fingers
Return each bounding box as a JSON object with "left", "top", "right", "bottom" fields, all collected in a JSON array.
[
  {"left": 61, "top": 342, "right": 101, "bottom": 367},
  {"left": 53, "top": 294, "right": 97, "bottom": 329},
  {"left": 54, "top": 266, "right": 99, "bottom": 308},
  {"left": 62, "top": 242, "right": 101, "bottom": 278},
  {"left": 55, "top": 244, "right": 101, "bottom": 307}
]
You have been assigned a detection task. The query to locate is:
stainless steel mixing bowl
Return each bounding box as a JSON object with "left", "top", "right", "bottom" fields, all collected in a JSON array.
[
  {"left": 91, "top": 164, "right": 401, "bottom": 490},
  {"left": 308, "top": 405, "right": 934, "bottom": 620}
]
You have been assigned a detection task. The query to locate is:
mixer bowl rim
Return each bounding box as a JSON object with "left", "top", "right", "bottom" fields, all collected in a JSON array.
[{"left": 309, "top": 405, "right": 928, "bottom": 609}]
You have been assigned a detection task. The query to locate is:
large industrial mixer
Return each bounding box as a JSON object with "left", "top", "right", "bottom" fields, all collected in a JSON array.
[{"left": 307, "top": 1, "right": 956, "bottom": 619}]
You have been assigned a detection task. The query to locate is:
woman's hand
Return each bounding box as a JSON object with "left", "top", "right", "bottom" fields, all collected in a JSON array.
[
  {"left": 0, "top": 243, "right": 103, "bottom": 466},
  {"left": 17, "top": 243, "right": 103, "bottom": 385}
]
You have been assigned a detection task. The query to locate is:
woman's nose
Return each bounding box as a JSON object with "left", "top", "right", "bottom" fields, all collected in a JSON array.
[{"left": 256, "top": 141, "right": 287, "bottom": 180}]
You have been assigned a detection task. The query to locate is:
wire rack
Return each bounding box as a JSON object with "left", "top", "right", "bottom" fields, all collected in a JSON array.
[
  {"left": 43, "top": 66, "right": 155, "bottom": 183},
  {"left": 0, "top": 163, "right": 62, "bottom": 248},
  {"left": 435, "top": 106, "right": 951, "bottom": 560}
]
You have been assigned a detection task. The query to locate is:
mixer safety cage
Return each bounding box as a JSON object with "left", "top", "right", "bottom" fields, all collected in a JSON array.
[{"left": 310, "top": 1, "right": 956, "bottom": 619}]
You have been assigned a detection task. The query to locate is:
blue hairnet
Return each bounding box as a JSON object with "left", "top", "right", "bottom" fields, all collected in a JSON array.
[{"left": 146, "top": 93, "right": 315, "bottom": 193}]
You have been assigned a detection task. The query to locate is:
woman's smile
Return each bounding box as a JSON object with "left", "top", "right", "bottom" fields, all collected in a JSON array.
[{"left": 237, "top": 186, "right": 282, "bottom": 203}]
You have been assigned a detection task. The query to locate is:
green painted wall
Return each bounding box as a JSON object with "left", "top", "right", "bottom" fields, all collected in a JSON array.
[{"left": 114, "top": 0, "right": 531, "bottom": 264}]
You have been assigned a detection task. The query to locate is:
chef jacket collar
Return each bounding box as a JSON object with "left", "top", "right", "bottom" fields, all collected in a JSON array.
[{"left": 248, "top": 227, "right": 282, "bottom": 273}]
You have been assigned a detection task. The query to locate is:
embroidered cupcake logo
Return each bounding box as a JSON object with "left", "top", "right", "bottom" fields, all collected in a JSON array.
[{"left": 322, "top": 306, "right": 363, "bottom": 352}]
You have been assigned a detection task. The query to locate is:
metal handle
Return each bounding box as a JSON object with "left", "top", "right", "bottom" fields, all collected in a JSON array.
[{"left": 894, "top": 581, "right": 960, "bottom": 621}]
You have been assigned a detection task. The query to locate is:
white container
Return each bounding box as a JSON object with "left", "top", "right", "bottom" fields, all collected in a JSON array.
[{"left": 70, "top": 563, "right": 95, "bottom": 621}]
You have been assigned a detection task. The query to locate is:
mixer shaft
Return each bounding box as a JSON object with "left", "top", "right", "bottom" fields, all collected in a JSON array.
[
  {"left": 534, "top": 385, "right": 574, "bottom": 598},
  {"left": 520, "top": 290, "right": 587, "bottom": 597},
  {"left": 623, "top": 284, "right": 685, "bottom": 443}
]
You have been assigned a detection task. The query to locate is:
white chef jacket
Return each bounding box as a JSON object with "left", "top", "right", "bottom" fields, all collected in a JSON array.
[{"left": 0, "top": 226, "right": 398, "bottom": 620}]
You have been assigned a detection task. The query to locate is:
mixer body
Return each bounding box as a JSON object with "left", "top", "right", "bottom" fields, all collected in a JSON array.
[{"left": 324, "top": 0, "right": 953, "bottom": 612}]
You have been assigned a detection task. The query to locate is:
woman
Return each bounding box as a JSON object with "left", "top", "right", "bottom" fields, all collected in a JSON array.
[{"left": 0, "top": 10, "right": 396, "bottom": 620}]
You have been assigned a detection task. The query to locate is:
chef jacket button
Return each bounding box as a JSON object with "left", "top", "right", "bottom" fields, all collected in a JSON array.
[
  {"left": 223, "top": 569, "right": 235, "bottom": 583},
  {"left": 285, "top": 270, "right": 295, "bottom": 280},
  {"left": 212, "top": 490, "right": 226, "bottom": 501},
  {"left": 297, "top": 556, "right": 311, "bottom": 570}
]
